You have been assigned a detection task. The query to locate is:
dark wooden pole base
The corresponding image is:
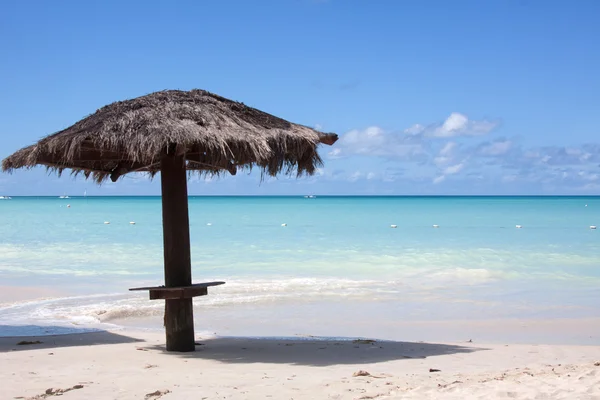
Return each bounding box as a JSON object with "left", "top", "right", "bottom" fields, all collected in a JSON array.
[
  {"left": 165, "top": 299, "right": 195, "bottom": 352},
  {"left": 160, "top": 149, "right": 195, "bottom": 352}
]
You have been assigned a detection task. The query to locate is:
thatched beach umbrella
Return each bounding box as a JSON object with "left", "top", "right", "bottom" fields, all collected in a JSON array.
[{"left": 2, "top": 89, "right": 338, "bottom": 352}]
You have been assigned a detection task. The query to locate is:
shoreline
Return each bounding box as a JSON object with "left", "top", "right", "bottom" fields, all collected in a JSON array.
[
  {"left": 1, "top": 329, "right": 599, "bottom": 399},
  {"left": 2, "top": 315, "right": 600, "bottom": 346},
  {"left": 2, "top": 286, "right": 599, "bottom": 346}
]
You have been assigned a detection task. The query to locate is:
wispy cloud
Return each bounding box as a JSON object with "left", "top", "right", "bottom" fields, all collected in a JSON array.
[
  {"left": 477, "top": 139, "right": 512, "bottom": 156},
  {"left": 332, "top": 112, "right": 499, "bottom": 162},
  {"left": 404, "top": 113, "right": 500, "bottom": 138},
  {"left": 328, "top": 148, "right": 343, "bottom": 159},
  {"left": 432, "top": 175, "right": 446, "bottom": 184},
  {"left": 323, "top": 111, "right": 600, "bottom": 193},
  {"left": 331, "top": 126, "right": 429, "bottom": 161},
  {"left": 443, "top": 162, "right": 465, "bottom": 175}
]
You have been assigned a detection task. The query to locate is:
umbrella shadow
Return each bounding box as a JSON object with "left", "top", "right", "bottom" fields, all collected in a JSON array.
[
  {"left": 0, "top": 325, "right": 143, "bottom": 353},
  {"left": 148, "top": 336, "right": 487, "bottom": 367}
]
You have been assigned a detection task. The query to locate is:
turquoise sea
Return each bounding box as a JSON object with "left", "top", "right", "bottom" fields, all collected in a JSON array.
[{"left": 0, "top": 196, "right": 599, "bottom": 338}]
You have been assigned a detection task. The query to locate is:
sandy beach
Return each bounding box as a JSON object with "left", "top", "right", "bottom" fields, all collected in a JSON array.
[
  {"left": 2, "top": 0, "right": 600, "bottom": 396},
  {"left": 1, "top": 329, "right": 599, "bottom": 400}
]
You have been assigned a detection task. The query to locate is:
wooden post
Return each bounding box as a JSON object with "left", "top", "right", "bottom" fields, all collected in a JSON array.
[{"left": 160, "top": 149, "right": 195, "bottom": 352}]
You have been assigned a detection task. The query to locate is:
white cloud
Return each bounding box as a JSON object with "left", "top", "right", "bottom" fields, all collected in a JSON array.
[
  {"left": 577, "top": 171, "right": 600, "bottom": 182},
  {"left": 328, "top": 148, "right": 343, "bottom": 159},
  {"left": 348, "top": 171, "right": 362, "bottom": 182},
  {"left": 434, "top": 156, "right": 450, "bottom": 166},
  {"left": 478, "top": 140, "right": 512, "bottom": 156},
  {"left": 321, "top": 114, "right": 600, "bottom": 193},
  {"left": 337, "top": 126, "right": 428, "bottom": 160},
  {"left": 402, "top": 113, "right": 498, "bottom": 138},
  {"left": 433, "top": 175, "right": 446, "bottom": 184},
  {"left": 432, "top": 113, "right": 498, "bottom": 138},
  {"left": 334, "top": 113, "right": 498, "bottom": 163},
  {"left": 443, "top": 163, "right": 465, "bottom": 175},
  {"left": 433, "top": 142, "right": 458, "bottom": 166},
  {"left": 404, "top": 124, "right": 425, "bottom": 135},
  {"left": 437, "top": 113, "right": 468, "bottom": 134},
  {"left": 439, "top": 142, "right": 457, "bottom": 156}
]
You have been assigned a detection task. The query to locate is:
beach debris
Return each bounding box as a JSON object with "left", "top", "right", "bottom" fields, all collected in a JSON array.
[
  {"left": 432, "top": 224, "right": 439, "bottom": 228},
  {"left": 515, "top": 225, "right": 522, "bottom": 229},
  {"left": 16, "top": 340, "right": 42, "bottom": 346},
  {"left": 25, "top": 385, "right": 85, "bottom": 399},
  {"left": 590, "top": 225, "right": 597, "bottom": 230},
  {"left": 144, "top": 364, "right": 158, "bottom": 369},
  {"left": 145, "top": 390, "right": 171, "bottom": 400},
  {"left": 104, "top": 221, "right": 110, "bottom": 224},
  {"left": 438, "top": 380, "right": 462, "bottom": 389},
  {"left": 136, "top": 347, "right": 148, "bottom": 351},
  {"left": 429, "top": 368, "right": 441, "bottom": 373},
  {"left": 353, "top": 339, "right": 376, "bottom": 345},
  {"left": 352, "top": 370, "right": 387, "bottom": 379},
  {"left": 390, "top": 224, "right": 397, "bottom": 228},
  {"left": 281, "top": 223, "right": 287, "bottom": 227},
  {"left": 594, "top": 362, "right": 600, "bottom": 366}
]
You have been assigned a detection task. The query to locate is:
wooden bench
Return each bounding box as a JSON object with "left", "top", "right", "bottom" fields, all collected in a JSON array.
[{"left": 129, "top": 281, "right": 225, "bottom": 300}]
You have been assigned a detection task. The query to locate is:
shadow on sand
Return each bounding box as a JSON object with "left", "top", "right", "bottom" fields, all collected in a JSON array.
[
  {"left": 148, "top": 336, "right": 487, "bottom": 367},
  {"left": 0, "top": 325, "right": 143, "bottom": 353}
]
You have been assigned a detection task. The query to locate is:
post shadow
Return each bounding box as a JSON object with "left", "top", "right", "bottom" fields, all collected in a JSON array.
[
  {"left": 147, "top": 336, "right": 488, "bottom": 367},
  {"left": 0, "top": 325, "right": 143, "bottom": 353}
]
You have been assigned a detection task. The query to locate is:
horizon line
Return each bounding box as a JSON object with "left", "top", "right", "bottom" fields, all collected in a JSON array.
[{"left": 3, "top": 194, "right": 600, "bottom": 198}]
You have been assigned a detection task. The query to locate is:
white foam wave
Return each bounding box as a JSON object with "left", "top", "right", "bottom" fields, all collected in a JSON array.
[{"left": 1, "top": 268, "right": 599, "bottom": 335}]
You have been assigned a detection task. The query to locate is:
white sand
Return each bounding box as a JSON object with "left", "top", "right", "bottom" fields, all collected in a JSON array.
[{"left": 1, "top": 330, "right": 599, "bottom": 400}]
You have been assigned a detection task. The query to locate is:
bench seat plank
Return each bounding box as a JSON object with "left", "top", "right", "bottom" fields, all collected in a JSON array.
[
  {"left": 129, "top": 281, "right": 225, "bottom": 291},
  {"left": 129, "top": 281, "right": 225, "bottom": 300}
]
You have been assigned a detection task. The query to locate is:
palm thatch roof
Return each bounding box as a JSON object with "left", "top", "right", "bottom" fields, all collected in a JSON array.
[{"left": 2, "top": 89, "right": 338, "bottom": 183}]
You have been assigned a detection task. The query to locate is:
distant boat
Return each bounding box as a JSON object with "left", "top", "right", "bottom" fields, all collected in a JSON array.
[
  {"left": 304, "top": 195, "right": 317, "bottom": 199},
  {"left": 0, "top": 196, "right": 12, "bottom": 200},
  {"left": 59, "top": 195, "right": 70, "bottom": 199}
]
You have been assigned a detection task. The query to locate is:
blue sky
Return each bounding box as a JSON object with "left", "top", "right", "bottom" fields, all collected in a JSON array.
[{"left": 1, "top": 0, "right": 599, "bottom": 195}]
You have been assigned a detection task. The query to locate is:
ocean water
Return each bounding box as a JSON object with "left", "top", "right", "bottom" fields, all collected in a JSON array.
[{"left": 0, "top": 196, "right": 599, "bottom": 337}]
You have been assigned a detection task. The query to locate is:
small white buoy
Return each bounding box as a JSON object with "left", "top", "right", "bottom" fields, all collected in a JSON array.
[
  {"left": 67, "top": 204, "right": 71, "bottom": 208},
  {"left": 390, "top": 224, "right": 397, "bottom": 228},
  {"left": 516, "top": 225, "right": 522, "bottom": 229},
  {"left": 104, "top": 221, "right": 110, "bottom": 224},
  {"left": 432, "top": 224, "right": 439, "bottom": 228},
  {"left": 130, "top": 221, "right": 136, "bottom": 225},
  {"left": 585, "top": 204, "right": 588, "bottom": 207},
  {"left": 206, "top": 222, "right": 212, "bottom": 226},
  {"left": 591, "top": 225, "right": 597, "bottom": 230},
  {"left": 281, "top": 223, "right": 287, "bottom": 227}
]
